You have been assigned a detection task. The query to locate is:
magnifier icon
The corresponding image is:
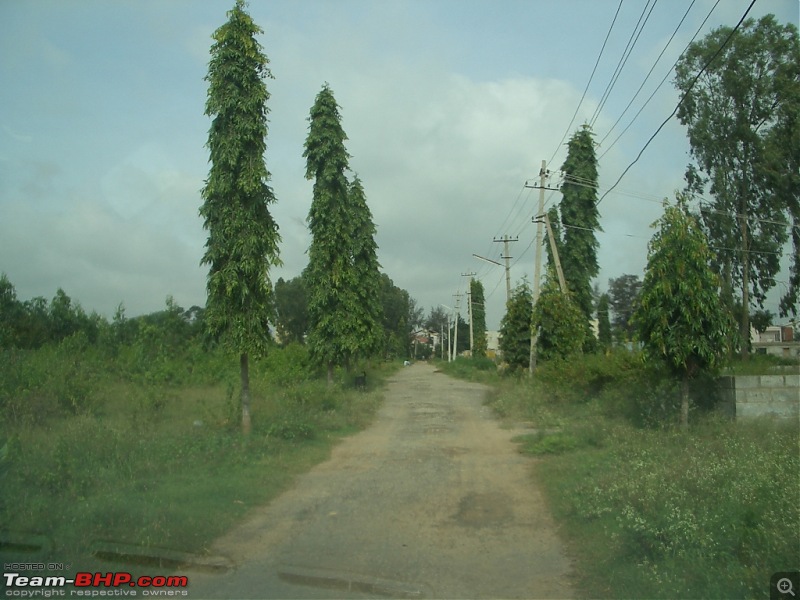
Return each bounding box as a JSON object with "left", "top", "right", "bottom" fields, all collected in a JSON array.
[{"left": 778, "top": 578, "right": 796, "bottom": 597}]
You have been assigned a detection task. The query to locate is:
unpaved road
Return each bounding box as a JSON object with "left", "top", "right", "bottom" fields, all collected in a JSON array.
[{"left": 186, "top": 363, "right": 574, "bottom": 599}]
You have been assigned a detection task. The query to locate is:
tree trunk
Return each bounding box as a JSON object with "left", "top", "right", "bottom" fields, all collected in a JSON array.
[
  {"left": 240, "top": 352, "right": 251, "bottom": 436},
  {"left": 327, "top": 361, "right": 334, "bottom": 386},
  {"left": 680, "top": 373, "right": 690, "bottom": 432}
]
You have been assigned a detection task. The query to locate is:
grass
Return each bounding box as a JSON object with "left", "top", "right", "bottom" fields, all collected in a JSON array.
[
  {"left": 0, "top": 342, "right": 396, "bottom": 583},
  {"left": 464, "top": 355, "right": 800, "bottom": 599},
  {"left": 435, "top": 356, "right": 500, "bottom": 384},
  {"left": 723, "top": 353, "right": 800, "bottom": 375}
]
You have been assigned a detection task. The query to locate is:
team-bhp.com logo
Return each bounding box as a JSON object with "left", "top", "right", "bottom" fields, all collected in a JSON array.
[{"left": 4, "top": 572, "right": 188, "bottom": 597}]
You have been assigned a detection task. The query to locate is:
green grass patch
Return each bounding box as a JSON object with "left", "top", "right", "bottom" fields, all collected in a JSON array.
[
  {"left": 478, "top": 353, "right": 800, "bottom": 599},
  {"left": 436, "top": 357, "right": 500, "bottom": 383},
  {"left": 0, "top": 343, "right": 394, "bottom": 581},
  {"left": 724, "top": 353, "right": 800, "bottom": 375}
]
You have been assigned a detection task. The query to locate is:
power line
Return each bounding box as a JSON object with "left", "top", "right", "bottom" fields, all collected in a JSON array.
[
  {"left": 597, "top": 0, "right": 722, "bottom": 161},
  {"left": 596, "top": 0, "right": 758, "bottom": 206},
  {"left": 561, "top": 173, "right": 795, "bottom": 231},
  {"left": 598, "top": 0, "right": 696, "bottom": 147},
  {"left": 589, "top": 0, "right": 659, "bottom": 128},
  {"left": 548, "top": 0, "right": 624, "bottom": 168}
]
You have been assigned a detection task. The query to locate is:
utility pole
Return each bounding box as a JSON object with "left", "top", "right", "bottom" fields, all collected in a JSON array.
[
  {"left": 462, "top": 272, "right": 476, "bottom": 355},
  {"left": 528, "top": 160, "right": 548, "bottom": 375},
  {"left": 543, "top": 212, "right": 567, "bottom": 293},
  {"left": 525, "top": 160, "right": 550, "bottom": 375},
  {"left": 492, "top": 236, "right": 518, "bottom": 306},
  {"left": 453, "top": 292, "right": 462, "bottom": 361}
]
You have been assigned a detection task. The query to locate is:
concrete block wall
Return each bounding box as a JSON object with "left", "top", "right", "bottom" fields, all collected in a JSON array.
[{"left": 718, "top": 373, "right": 800, "bottom": 419}]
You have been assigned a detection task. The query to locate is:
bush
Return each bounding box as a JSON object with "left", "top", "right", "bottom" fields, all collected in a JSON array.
[
  {"left": 533, "top": 351, "right": 723, "bottom": 428},
  {"left": 259, "top": 343, "right": 314, "bottom": 387}
]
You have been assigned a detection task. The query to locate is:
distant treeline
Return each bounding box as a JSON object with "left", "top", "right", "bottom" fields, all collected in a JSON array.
[{"left": 0, "top": 272, "right": 420, "bottom": 360}]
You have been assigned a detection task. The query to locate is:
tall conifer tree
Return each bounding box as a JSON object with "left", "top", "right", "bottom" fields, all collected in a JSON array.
[
  {"left": 200, "top": 0, "right": 280, "bottom": 435},
  {"left": 558, "top": 125, "right": 601, "bottom": 325}
]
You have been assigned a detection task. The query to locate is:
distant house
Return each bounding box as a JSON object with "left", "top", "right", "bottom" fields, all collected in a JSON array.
[
  {"left": 752, "top": 324, "right": 800, "bottom": 359},
  {"left": 486, "top": 331, "right": 500, "bottom": 352}
]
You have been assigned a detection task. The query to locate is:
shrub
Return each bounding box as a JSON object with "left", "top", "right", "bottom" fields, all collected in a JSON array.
[{"left": 259, "top": 343, "right": 314, "bottom": 387}]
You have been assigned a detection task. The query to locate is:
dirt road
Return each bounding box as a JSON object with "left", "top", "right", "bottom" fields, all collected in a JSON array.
[{"left": 186, "top": 363, "right": 574, "bottom": 599}]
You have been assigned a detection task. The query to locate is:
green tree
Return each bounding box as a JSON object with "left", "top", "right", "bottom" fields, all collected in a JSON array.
[
  {"left": 0, "top": 274, "right": 22, "bottom": 348},
  {"left": 675, "top": 15, "right": 799, "bottom": 356},
  {"left": 470, "top": 278, "right": 488, "bottom": 359},
  {"left": 19, "top": 297, "right": 49, "bottom": 349},
  {"left": 303, "top": 83, "right": 360, "bottom": 382},
  {"left": 274, "top": 276, "right": 308, "bottom": 346},
  {"left": 200, "top": 0, "right": 281, "bottom": 434},
  {"left": 454, "top": 313, "right": 470, "bottom": 356},
  {"left": 608, "top": 274, "right": 642, "bottom": 342},
  {"left": 531, "top": 269, "right": 586, "bottom": 363},
  {"left": 750, "top": 308, "right": 773, "bottom": 334},
  {"left": 558, "top": 124, "right": 601, "bottom": 325},
  {"left": 760, "top": 45, "right": 800, "bottom": 318},
  {"left": 633, "top": 199, "right": 733, "bottom": 430},
  {"left": 379, "top": 273, "right": 409, "bottom": 359},
  {"left": 49, "top": 288, "right": 77, "bottom": 342},
  {"left": 348, "top": 175, "right": 384, "bottom": 361},
  {"left": 597, "top": 293, "right": 612, "bottom": 350},
  {"left": 499, "top": 280, "right": 532, "bottom": 371},
  {"left": 426, "top": 306, "right": 450, "bottom": 359}
]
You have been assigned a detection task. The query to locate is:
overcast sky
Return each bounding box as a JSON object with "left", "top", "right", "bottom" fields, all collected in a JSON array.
[{"left": 1, "top": 0, "right": 797, "bottom": 331}]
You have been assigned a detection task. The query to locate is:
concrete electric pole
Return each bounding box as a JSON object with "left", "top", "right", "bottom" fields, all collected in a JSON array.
[
  {"left": 453, "top": 292, "right": 462, "bottom": 360},
  {"left": 492, "top": 236, "right": 518, "bottom": 306},
  {"left": 462, "top": 272, "right": 476, "bottom": 354},
  {"left": 523, "top": 160, "right": 563, "bottom": 374}
]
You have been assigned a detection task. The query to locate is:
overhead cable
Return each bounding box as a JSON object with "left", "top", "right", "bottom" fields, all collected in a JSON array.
[
  {"left": 598, "top": 0, "right": 696, "bottom": 147},
  {"left": 548, "top": 0, "right": 624, "bottom": 168},
  {"left": 597, "top": 0, "right": 722, "bottom": 160},
  {"left": 589, "top": 0, "right": 659, "bottom": 129},
  {"left": 596, "top": 0, "right": 758, "bottom": 206}
]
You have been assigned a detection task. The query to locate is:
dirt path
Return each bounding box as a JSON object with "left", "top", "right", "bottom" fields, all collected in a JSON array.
[{"left": 186, "top": 363, "right": 575, "bottom": 599}]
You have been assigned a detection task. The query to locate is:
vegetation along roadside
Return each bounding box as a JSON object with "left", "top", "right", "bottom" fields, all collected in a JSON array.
[{"left": 441, "top": 353, "right": 799, "bottom": 599}]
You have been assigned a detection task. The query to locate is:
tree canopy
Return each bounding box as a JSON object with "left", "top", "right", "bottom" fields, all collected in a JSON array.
[
  {"left": 499, "top": 280, "right": 532, "bottom": 371},
  {"left": 303, "top": 84, "right": 359, "bottom": 381},
  {"left": 302, "top": 91, "right": 384, "bottom": 378},
  {"left": 274, "top": 276, "right": 308, "bottom": 346},
  {"left": 675, "top": 15, "right": 800, "bottom": 349},
  {"left": 633, "top": 199, "right": 734, "bottom": 429},
  {"left": 608, "top": 274, "right": 642, "bottom": 342},
  {"left": 557, "top": 124, "right": 602, "bottom": 324},
  {"left": 531, "top": 269, "right": 586, "bottom": 363},
  {"left": 200, "top": 0, "right": 280, "bottom": 433},
  {"left": 200, "top": 0, "right": 280, "bottom": 354},
  {"left": 470, "top": 278, "right": 488, "bottom": 359}
]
